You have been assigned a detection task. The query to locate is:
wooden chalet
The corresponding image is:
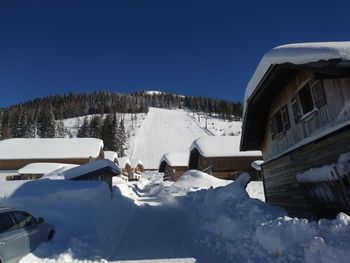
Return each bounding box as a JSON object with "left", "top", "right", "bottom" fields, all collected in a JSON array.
[
  {"left": 118, "top": 157, "right": 132, "bottom": 177},
  {"left": 188, "top": 136, "right": 262, "bottom": 180},
  {"left": 159, "top": 152, "right": 189, "bottom": 181},
  {"left": 241, "top": 42, "right": 350, "bottom": 219},
  {"left": 104, "top": 151, "right": 119, "bottom": 165},
  {"left": 63, "top": 159, "right": 121, "bottom": 191},
  {"left": 130, "top": 159, "right": 144, "bottom": 180},
  {"left": 0, "top": 138, "right": 104, "bottom": 170}
]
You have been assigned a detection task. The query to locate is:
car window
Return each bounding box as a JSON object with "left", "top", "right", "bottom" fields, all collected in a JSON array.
[
  {"left": 12, "top": 211, "right": 36, "bottom": 227},
  {"left": 0, "top": 212, "right": 15, "bottom": 233}
]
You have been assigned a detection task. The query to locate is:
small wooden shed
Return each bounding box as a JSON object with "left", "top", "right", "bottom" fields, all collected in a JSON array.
[
  {"left": 63, "top": 159, "right": 121, "bottom": 191},
  {"left": 130, "top": 159, "right": 144, "bottom": 180},
  {"left": 189, "top": 136, "right": 262, "bottom": 180},
  {"left": 240, "top": 42, "right": 350, "bottom": 219},
  {"left": 0, "top": 138, "right": 104, "bottom": 170},
  {"left": 159, "top": 152, "right": 189, "bottom": 181},
  {"left": 118, "top": 157, "right": 132, "bottom": 177}
]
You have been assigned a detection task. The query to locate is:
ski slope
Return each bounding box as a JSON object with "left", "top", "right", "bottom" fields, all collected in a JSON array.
[{"left": 131, "top": 108, "right": 209, "bottom": 169}]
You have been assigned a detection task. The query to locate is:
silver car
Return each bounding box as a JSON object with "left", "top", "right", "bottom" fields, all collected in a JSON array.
[{"left": 0, "top": 207, "right": 55, "bottom": 263}]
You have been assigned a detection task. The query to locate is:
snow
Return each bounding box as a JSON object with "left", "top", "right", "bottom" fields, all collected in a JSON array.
[
  {"left": 0, "top": 168, "right": 349, "bottom": 262},
  {"left": 104, "top": 151, "right": 118, "bottom": 162},
  {"left": 130, "top": 108, "right": 209, "bottom": 169},
  {"left": 59, "top": 159, "right": 120, "bottom": 180},
  {"left": 251, "top": 160, "right": 264, "bottom": 171},
  {"left": 117, "top": 157, "right": 131, "bottom": 168},
  {"left": 245, "top": 42, "right": 350, "bottom": 108},
  {"left": 130, "top": 159, "right": 142, "bottom": 168},
  {"left": 0, "top": 138, "right": 103, "bottom": 160},
  {"left": 190, "top": 135, "right": 262, "bottom": 157},
  {"left": 18, "top": 163, "right": 78, "bottom": 175},
  {"left": 160, "top": 152, "right": 189, "bottom": 167},
  {"left": 296, "top": 152, "right": 350, "bottom": 183}
]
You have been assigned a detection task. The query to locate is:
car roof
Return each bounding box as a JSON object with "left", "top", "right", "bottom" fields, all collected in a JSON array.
[{"left": 0, "top": 206, "right": 13, "bottom": 212}]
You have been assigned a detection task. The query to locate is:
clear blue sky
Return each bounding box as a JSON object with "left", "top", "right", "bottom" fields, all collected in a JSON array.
[{"left": 0, "top": 0, "right": 349, "bottom": 107}]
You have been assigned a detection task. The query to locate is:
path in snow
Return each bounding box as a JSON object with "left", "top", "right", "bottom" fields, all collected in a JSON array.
[{"left": 131, "top": 108, "right": 208, "bottom": 169}]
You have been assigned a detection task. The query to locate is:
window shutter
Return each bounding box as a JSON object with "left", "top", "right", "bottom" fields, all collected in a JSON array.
[
  {"left": 311, "top": 80, "right": 326, "bottom": 108},
  {"left": 291, "top": 96, "right": 301, "bottom": 123}
]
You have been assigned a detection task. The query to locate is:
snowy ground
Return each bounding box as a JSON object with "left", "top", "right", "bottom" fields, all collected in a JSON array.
[{"left": 1, "top": 170, "right": 349, "bottom": 263}]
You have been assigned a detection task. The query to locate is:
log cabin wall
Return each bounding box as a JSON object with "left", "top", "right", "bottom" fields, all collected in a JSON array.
[
  {"left": 262, "top": 73, "right": 350, "bottom": 161},
  {"left": 197, "top": 154, "right": 262, "bottom": 180},
  {"left": 262, "top": 125, "right": 350, "bottom": 219},
  {"left": 0, "top": 158, "right": 91, "bottom": 170}
]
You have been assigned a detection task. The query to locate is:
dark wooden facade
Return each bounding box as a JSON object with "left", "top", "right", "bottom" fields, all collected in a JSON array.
[
  {"left": 241, "top": 60, "right": 350, "bottom": 219},
  {"left": 0, "top": 148, "right": 104, "bottom": 170},
  {"left": 188, "top": 148, "right": 262, "bottom": 180},
  {"left": 159, "top": 161, "right": 187, "bottom": 181},
  {"left": 70, "top": 166, "right": 118, "bottom": 191}
]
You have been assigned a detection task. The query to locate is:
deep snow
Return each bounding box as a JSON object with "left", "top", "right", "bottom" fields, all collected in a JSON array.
[{"left": 0, "top": 170, "right": 349, "bottom": 263}]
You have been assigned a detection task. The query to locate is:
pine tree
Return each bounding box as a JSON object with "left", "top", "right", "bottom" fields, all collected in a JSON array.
[
  {"left": 37, "top": 106, "right": 56, "bottom": 138},
  {"left": 88, "top": 115, "right": 102, "bottom": 139},
  {"left": 77, "top": 117, "right": 90, "bottom": 137},
  {"left": 117, "top": 118, "right": 126, "bottom": 157},
  {"left": 101, "top": 114, "right": 113, "bottom": 150},
  {"left": 56, "top": 120, "right": 65, "bottom": 138}
]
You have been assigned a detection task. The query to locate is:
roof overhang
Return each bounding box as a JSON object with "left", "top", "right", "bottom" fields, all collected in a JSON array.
[{"left": 240, "top": 59, "right": 350, "bottom": 151}]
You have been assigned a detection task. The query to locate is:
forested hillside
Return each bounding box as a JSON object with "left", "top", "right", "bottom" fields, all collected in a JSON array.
[{"left": 0, "top": 91, "right": 242, "bottom": 139}]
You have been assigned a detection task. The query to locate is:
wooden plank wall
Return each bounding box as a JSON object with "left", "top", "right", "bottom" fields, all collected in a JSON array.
[
  {"left": 262, "top": 74, "right": 350, "bottom": 160},
  {"left": 262, "top": 126, "right": 350, "bottom": 218}
]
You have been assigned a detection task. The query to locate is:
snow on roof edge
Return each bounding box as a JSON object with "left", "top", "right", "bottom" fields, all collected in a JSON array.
[{"left": 244, "top": 42, "right": 350, "bottom": 111}]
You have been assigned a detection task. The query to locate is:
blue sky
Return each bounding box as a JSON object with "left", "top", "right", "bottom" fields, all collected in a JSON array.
[{"left": 0, "top": 0, "right": 349, "bottom": 107}]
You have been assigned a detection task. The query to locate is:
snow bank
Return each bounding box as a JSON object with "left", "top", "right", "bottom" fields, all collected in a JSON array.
[
  {"left": 245, "top": 42, "right": 350, "bottom": 107},
  {"left": 104, "top": 151, "right": 118, "bottom": 161},
  {"left": 190, "top": 136, "right": 262, "bottom": 157},
  {"left": 183, "top": 173, "right": 350, "bottom": 262}
]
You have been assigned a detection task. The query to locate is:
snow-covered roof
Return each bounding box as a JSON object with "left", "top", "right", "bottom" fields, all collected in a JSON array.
[
  {"left": 118, "top": 157, "right": 131, "bottom": 168},
  {"left": 160, "top": 152, "right": 189, "bottom": 167},
  {"left": 250, "top": 160, "right": 264, "bottom": 171},
  {"left": 18, "top": 162, "right": 79, "bottom": 175},
  {"left": 0, "top": 138, "right": 104, "bottom": 160},
  {"left": 104, "top": 151, "right": 118, "bottom": 162},
  {"left": 244, "top": 42, "right": 350, "bottom": 107},
  {"left": 191, "top": 136, "right": 262, "bottom": 158},
  {"left": 62, "top": 159, "right": 120, "bottom": 180},
  {"left": 130, "top": 159, "right": 143, "bottom": 168}
]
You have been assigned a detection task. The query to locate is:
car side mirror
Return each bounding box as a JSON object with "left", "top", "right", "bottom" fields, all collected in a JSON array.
[{"left": 37, "top": 217, "right": 44, "bottom": 224}]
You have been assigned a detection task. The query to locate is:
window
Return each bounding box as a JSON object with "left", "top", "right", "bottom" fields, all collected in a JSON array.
[
  {"left": 0, "top": 212, "right": 15, "bottom": 233},
  {"left": 271, "top": 104, "right": 291, "bottom": 139},
  {"left": 291, "top": 96, "right": 301, "bottom": 123},
  {"left": 12, "top": 211, "right": 36, "bottom": 227},
  {"left": 291, "top": 80, "right": 327, "bottom": 123},
  {"left": 299, "top": 82, "right": 314, "bottom": 114}
]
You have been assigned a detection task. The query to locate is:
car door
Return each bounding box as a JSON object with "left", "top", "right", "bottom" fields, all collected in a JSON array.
[
  {"left": 0, "top": 212, "right": 27, "bottom": 263},
  {"left": 11, "top": 211, "right": 43, "bottom": 253}
]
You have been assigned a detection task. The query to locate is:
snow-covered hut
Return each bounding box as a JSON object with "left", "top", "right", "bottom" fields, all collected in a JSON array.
[
  {"left": 159, "top": 152, "right": 189, "bottom": 181},
  {"left": 104, "top": 151, "right": 119, "bottom": 165},
  {"left": 130, "top": 159, "right": 144, "bottom": 180},
  {"left": 63, "top": 159, "right": 120, "bottom": 191},
  {"left": 189, "top": 136, "right": 262, "bottom": 180},
  {"left": 12, "top": 162, "right": 78, "bottom": 180},
  {"left": 118, "top": 157, "right": 132, "bottom": 177},
  {"left": 240, "top": 42, "right": 350, "bottom": 219},
  {"left": 0, "top": 138, "right": 104, "bottom": 170}
]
